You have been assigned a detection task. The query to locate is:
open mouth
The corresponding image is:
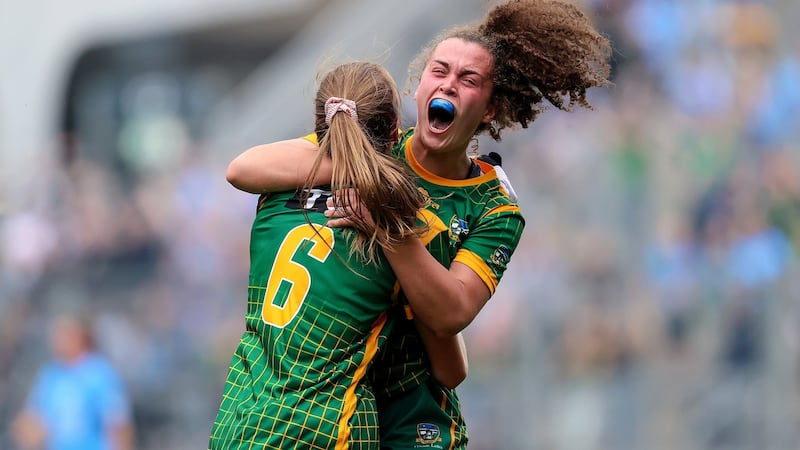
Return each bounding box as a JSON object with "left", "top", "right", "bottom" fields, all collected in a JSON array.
[{"left": 428, "top": 99, "right": 455, "bottom": 132}]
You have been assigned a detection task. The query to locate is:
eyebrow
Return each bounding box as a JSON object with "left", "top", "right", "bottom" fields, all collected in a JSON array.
[{"left": 431, "top": 59, "right": 487, "bottom": 79}]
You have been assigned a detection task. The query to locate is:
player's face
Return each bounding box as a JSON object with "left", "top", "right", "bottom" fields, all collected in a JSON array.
[{"left": 414, "top": 38, "right": 495, "bottom": 155}]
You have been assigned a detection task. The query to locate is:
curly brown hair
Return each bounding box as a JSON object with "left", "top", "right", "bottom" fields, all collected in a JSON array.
[{"left": 409, "top": 0, "right": 612, "bottom": 141}]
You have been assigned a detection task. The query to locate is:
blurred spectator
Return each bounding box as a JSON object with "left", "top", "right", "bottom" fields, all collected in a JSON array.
[
  {"left": 645, "top": 215, "right": 699, "bottom": 354},
  {"left": 763, "top": 151, "right": 800, "bottom": 255},
  {"left": 5, "top": 0, "right": 800, "bottom": 448},
  {"left": 10, "top": 314, "right": 134, "bottom": 450}
]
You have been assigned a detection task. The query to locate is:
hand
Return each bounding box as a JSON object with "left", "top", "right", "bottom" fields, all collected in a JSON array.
[{"left": 323, "top": 188, "right": 375, "bottom": 231}]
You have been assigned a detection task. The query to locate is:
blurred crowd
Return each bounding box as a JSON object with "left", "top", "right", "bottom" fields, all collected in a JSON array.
[{"left": 2, "top": 0, "right": 800, "bottom": 449}]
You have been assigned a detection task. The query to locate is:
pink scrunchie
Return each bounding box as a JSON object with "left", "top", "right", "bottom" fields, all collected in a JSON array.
[{"left": 324, "top": 97, "right": 358, "bottom": 125}]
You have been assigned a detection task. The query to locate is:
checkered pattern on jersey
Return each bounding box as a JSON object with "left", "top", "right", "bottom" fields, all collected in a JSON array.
[
  {"left": 209, "top": 190, "right": 396, "bottom": 449},
  {"left": 209, "top": 301, "right": 389, "bottom": 449}
]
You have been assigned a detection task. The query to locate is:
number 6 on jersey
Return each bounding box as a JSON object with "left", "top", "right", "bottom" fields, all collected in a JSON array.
[{"left": 262, "top": 224, "right": 334, "bottom": 327}]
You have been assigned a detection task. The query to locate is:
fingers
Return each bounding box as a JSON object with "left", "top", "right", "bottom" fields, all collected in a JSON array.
[
  {"left": 324, "top": 206, "right": 348, "bottom": 218},
  {"left": 325, "top": 195, "right": 357, "bottom": 218},
  {"left": 324, "top": 199, "right": 351, "bottom": 228},
  {"left": 324, "top": 200, "right": 350, "bottom": 219},
  {"left": 325, "top": 217, "right": 353, "bottom": 228},
  {"left": 325, "top": 190, "right": 372, "bottom": 229}
]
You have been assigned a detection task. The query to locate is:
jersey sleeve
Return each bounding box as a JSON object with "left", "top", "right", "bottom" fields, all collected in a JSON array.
[
  {"left": 302, "top": 133, "right": 318, "bottom": 145},
  {"left": 453, "top": 204, "right": 525, "bottom": 295}
]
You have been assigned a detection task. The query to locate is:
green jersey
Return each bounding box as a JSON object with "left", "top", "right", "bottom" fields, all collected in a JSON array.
[
  {"left": 372, "top": 128, "right": 526, "bottom": 449},
  {"left": 210, "top": 188, "right": 398, "bottom": 450}
]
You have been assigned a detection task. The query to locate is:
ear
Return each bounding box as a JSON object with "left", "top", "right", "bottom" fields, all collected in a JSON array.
[{"left": 481, "top": 103, "right": 496, "bottom": 124}]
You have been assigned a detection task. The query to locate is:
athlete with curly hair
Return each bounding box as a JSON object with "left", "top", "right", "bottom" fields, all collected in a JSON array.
[
  {"left": 210, "top": 61, "right": 467, "bottom": 449},
  {"left": 226, "top": 1, "right": 612, "bottom": 447}
]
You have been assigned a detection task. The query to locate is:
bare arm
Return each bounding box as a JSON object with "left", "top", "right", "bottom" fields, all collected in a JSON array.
[
  {"left": 11, "top": 411, "right": 47, "bottom": 450},
  {"left": 416, "top": 321, "right": 468, "bottom": 388},
  {"left": 233, "top": 139, "right": 487, "bottom": 336},
  {"left": 226, "top": 138, "right": 332, "bottom": 193},
  {"left": 326, "top": 194, "right": 492, "bottom": 337},
  {"left": 109, "top": 422, "right": 135, "bottom": 450},
  {"left": 385, "top": 238, "right": 490, "bottom": 336}
]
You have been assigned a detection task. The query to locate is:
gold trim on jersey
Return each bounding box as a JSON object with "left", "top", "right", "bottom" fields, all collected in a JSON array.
[
  {"left": 482, "top": 204, "right": 522, "bottom": 219},
  {"left": 336, "top": 312, "right": 388, "bottom": 449},
  {"left": 417, "top": 210, "right": 448, "bottom": 245},
  {"left": 453, "top": 249, "right": 499, "bottom": 295},
  {"left": 439, "top": 391, "right": 457, "bottom": 450},
  {"left": 404, "top": 138, "right": 497, "bottom": 186},
  {"left": 257, "top": 193, "right": 272, "bottom": 211},
  {"left": 403, "top": 304, "right": 414, "bottom": 320},
  {"left": 473, "top": 158, "right": 515, "bottom": 198},
  {"left": 471, "top": 159, "right": 494, "bottom": 172}
]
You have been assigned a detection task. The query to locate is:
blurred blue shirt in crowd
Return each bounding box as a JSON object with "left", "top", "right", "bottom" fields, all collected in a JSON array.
[{"left": 25, "top": 353, "right": 132, "bottom": 450}]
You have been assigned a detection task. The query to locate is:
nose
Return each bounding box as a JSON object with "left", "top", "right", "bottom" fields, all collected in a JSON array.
[{"left": 439, "top": 76, "right": 456, "bottom": 96}]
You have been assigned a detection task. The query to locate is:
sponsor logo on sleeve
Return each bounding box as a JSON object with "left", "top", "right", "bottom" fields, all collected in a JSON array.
[{"left": 490, "top": 245, "right": 511, "bottom": 270}]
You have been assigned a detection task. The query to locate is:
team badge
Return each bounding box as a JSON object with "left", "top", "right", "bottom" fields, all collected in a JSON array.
[
  {"left": 416, "top": 423, "right": 442, "bottom": 445},
  {"left": 448, "top": 215, "right": 469, "bottom": 243},
  {"left": 490, "top": 245, "right": 511, "bottom": 270}
]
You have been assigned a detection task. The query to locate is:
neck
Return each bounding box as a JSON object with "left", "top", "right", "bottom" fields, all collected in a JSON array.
[{"left": 410, "top": 134, "right": 472, "bottom": 180}]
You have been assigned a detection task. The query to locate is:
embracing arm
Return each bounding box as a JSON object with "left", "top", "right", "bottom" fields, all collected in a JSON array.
[
  {"left": 416, "top": 321, "right": 468, "bottom": 388},
  {"left": 384, "top": 240, "right": 490, "bottom": 337},
  {"left": 226, "top": 138, "right": 332, "bottom": 193},
  {"left": 325, "top": 195, "right": 505, "bottom": 337}
]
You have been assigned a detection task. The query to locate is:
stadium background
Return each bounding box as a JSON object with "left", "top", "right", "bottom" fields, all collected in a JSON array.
[{"left": 3, "top": 0, "right": 800, "bottom": 448}]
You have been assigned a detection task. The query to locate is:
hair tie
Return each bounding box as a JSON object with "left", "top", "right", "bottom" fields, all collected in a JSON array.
[{"left": 324, "top": 97, "right": 358, "bottom": 125}]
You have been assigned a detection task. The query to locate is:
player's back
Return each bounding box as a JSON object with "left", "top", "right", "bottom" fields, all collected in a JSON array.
[{"left": 210, "top": 188, "right": 395, "bottom": 450}]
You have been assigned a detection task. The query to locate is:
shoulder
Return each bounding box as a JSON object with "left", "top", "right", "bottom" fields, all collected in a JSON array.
[
  {"left": 472, "top": 156, "right": 519, "bottom": 205},
  {"left": 300, "top": 133, "right": 319, "bottom": 146},
  {"left": 398, "top": 127, "right": 414, "bottom": 142},
  {"left": 391, "top": 128, "right": 415, "bottom": 159}
]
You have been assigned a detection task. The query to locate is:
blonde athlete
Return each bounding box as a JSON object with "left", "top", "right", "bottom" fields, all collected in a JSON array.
[
  {"left": 226, "top": 1, "right": 612, "bottom": 447},
  {"left": 209, "top": 61, "right": 466, "bottom": 449}
]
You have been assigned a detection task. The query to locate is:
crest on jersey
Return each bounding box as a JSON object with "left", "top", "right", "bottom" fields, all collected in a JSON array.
[
  {"left": 416, "top": 423, "right": 442, "bottom": 445},
  {"left": 448, "top": 215, "right": 469, "bottom": 243},
  {"left": 490, "top": 245, "right": 511, "bottom": 270}
]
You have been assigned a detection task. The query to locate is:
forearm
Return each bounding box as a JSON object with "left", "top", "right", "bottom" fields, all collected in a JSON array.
[
  {"left": 110, "top": 423, "right": 135, "bottom": 450},
  {"left": 226, "top": 139, "right": 331, "bottom": 193},
  {"left": 11, "top": 412, "right": 46, "bottom": 450},
  {"left": 416, "top": 321, "right": 468, "bottom": 389},
  {"left": 385, "top": 237, "right": 488, "bottom": 336}
]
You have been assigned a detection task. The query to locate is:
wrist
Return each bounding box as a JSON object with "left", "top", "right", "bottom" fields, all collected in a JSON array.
[{"left": 385, "top": 233, "right": 421, "bottom": 255}]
